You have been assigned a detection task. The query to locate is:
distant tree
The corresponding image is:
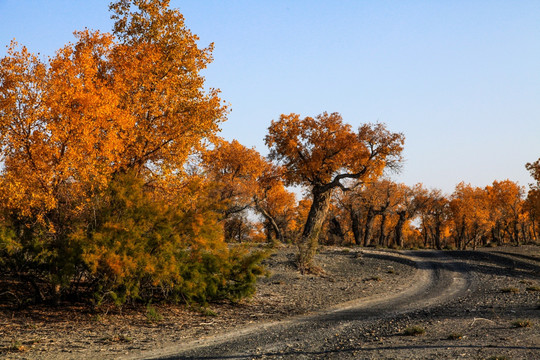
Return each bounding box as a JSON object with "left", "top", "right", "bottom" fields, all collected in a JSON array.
[
  {"left": 265, "top": 112, "right": 404, "bottom": 271},
  {"left": 418, "top": 189, "right": 450, "bottom": 249},
  {"left": 254, "top": 178, "right": 297, "bottom": 245},
  {"left": 485, "top": 180, "right": 525, "bottom": 245},
  {"left": 392, "top": 183, "right": 428, "bottom": 248},
  {"left": 525, "top": 158, "right": 540, "bottom": 241},
  {"left": 449, "top": 183, "right": 492, "bottom": 250},
  {"left": 202, "top": 139, "right": 294, "bottom": 244}
]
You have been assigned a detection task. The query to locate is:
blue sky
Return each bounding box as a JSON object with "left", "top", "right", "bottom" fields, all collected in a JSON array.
[{"left": 1, "top": 0, "right": 539, "bottom": 194}]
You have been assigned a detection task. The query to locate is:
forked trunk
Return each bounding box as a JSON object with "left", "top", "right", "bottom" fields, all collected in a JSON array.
[{"left": 255, "top": 199, "right": 283, "bottom": 246}]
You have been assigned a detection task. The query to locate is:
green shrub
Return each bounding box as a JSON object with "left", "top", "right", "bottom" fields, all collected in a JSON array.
[
  {"left": 0, "top": 172, "right": 266, "bottom": 307},
  {"left": 76, "top": 172, "right": 267, "bottom": 306},
  {"left": 146, "top": 303, "right": 163, "bottom": 323}
]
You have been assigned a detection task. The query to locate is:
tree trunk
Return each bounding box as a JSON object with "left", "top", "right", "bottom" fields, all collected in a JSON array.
[
  {"left": 328, "top": 217, "right": 344, "bottom": 245},
  {"left": 379, "top": 213, "right": 387, "bottom": 247},
  {"left": 255, "top": 199, "right": 283, "bottom": 246},
  {"left": 298, "top": 187, "right": 333, "bottom": 272},
  {"left": 350, "top": 210, "right": 362, "bottom": 245},
  {"left": 513, "top": 220, "right": 520, "bottom": 245},
  {"left": 434, "top": 217, "right": 442, "bottom": 250},
  {"left": 421, "top": 217, "right": 429, "bottom": 248},
  {"left": 363, "top": 207, "right": 375, "bottom": 247},
  {"left": 394, "top": 210, "right": 406, "bottom": 248}
]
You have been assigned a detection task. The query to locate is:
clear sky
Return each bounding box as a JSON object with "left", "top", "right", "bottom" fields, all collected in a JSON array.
[{"left": 1, "top": 0, "right": 539, "bottom": 194}]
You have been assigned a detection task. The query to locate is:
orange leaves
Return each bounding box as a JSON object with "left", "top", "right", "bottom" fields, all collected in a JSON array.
[
  {"left": 265, "top": 112, "right": 404, "bottom": 267},
  {"left": 265, "top": 112, "right": 404, "bottom": 190},
  {"left": 203, "top": 139, "right": 269, "bottom": 209},
  {"left": 0, "top": 1, "right": 226, "bottom": 222}
]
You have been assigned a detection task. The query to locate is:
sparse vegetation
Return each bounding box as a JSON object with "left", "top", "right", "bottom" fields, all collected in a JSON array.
[
  {"left": 501, "top": 287, "right": 519, "bottom": 293},
  {"left": 198, "top": 307, "right": 218, "bottom": 317},
  {"left": 512, "top": 319, "right": 532, "bottom": 328},
  {"left": 447, "top": 332, "right": 463, "bottom": 340},
  {"left": 5, "top": 340, "right": 26, "bottom": 353},
  {"left": 103, "top": 334, "right": 133, "bottom": 343},
  {"left": 403, "top": 326, "right": 426, "bottom": 336},
  {"left": 146, "top": 304, "right": 163, "bottom": 323}
]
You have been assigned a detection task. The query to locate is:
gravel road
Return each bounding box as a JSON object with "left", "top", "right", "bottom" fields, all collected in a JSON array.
[
  {"left": 141, "top": 249, "right": 539, "bottom": 360},
  {"left": 143, "top": 251, "right": 471, "bottom": 359},
  {"left": 3, "top": 246, "right": 538, "bottom": 359}
]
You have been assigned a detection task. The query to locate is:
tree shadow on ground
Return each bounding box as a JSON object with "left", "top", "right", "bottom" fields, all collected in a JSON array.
[
  {"left": 161, "top": 343, "right": 540, "bottom": 360},
  {"left": 363, "top": 250, "right": 540, "bottom": 280}
]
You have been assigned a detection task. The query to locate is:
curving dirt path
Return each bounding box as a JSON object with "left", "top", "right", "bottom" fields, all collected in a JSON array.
[
  {"left": 138, "top": 251, "right": 480, "bottom": 360},
  {"left": 3, "top": 247, "right": 538, "bottom": 359}
]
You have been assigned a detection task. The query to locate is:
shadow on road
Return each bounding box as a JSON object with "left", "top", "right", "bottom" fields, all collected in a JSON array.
[
  {"left": 159, "top": 343, "right": 540, "bottom": 360},
  {"left": 364, "top": 250, "right": 540, "bottom": 280}
]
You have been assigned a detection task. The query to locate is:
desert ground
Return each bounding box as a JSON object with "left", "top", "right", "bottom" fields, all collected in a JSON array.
[{"left": 1, "top": 245, "right": 539, "bottom": 359}]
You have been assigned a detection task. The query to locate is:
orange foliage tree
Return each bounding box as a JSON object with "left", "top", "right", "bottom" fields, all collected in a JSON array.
[
  {"left": 0, "top": 0, "right": 270, "bottom": 306},
  {"left": 449, "top": 183, "right": 492, "bottom": 249},
  {"left": 526, "top": 158, "right": 540, "bottom": 241},
  {"left": 417, "top": 189, "right": 450, "bottom": 249},
  {"left": 202, "top": 139, "right": 296, "bottom": 244},
  {"left": 392, "top": 183, "right": 428, "bottom": 248},
  {"left": 485, "top": 180, "right": 525, "bottom": 245},
  {"left": 0, "top": 1, "right": 226, "bottom": 222},
  {"left": 265, "top": 112, "right": 404, "bottom": 270}
]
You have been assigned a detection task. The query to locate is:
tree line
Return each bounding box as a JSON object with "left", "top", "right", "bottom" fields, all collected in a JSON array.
[
  {"left": 0, "top": 0, "right": 538, "bottom": 307},
  {"left": 205, "top": 133, "right": 540, "bottom": 260}
]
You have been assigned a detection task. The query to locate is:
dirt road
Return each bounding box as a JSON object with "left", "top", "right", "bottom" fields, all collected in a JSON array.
[{"left": 139, "top": 250, "right": 539, "bottom": 360}]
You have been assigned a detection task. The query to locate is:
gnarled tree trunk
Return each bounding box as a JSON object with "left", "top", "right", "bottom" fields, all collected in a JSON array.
[
  {"left": 298, "top": 187, "right": 333, "bottom": 272},
  {"left": 394, "top": 210, "right": 407, "bottom": 248},
  {"left": 363, "top": 206, "right": 375, "bottom": 247},
  {"left": 350, "top": 210, "right": 362, "bottom": 245}
]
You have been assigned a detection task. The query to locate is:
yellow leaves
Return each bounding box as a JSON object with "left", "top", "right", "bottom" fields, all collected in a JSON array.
[
  {"left": 203, "top": 139, "right": 271, "bottom": 207},
  {"left": 0, "top": 2, "right": 226, "bottom": 223},
  {"left": 266, "top": 112, "right": 404, "bottom": 189}
]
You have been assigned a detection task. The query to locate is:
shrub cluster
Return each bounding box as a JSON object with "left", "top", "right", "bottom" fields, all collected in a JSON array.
[{"left": 0, "top": 172, "right": 266, "bottom": 307}]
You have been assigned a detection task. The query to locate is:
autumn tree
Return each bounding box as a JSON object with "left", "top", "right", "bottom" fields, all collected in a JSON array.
[
  {"left": 485, "top": 180, "right": 525, "bottom": 245},
  {"left": 265, "top": 112, "right": 404, "bottom": 271},
  {"left": 449, "top": 183, "right": 492, "bottom": 250},
  {"left": 526, "top": 158, "right": 540, "bottom": 241},
  {"left": 392, "top": 183, "right": 428, "bottom": 248},
  {"left": 418, "top": 189, "right": 450, "bottom": 249},
  {"left": 254, "top": 179, "right": 298, "bottom": 245},
  {"left": 0, "top": 1, "right": 226, "bottom": 220},
  {"left": 339, "top": 179, "right": 401, "bottom": 247},
  {"left": 0, "top": 0, "right": 268, "bottom": 306},
  {"left": 202, "top": 139, "right": 294, "bottom": 244}
]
